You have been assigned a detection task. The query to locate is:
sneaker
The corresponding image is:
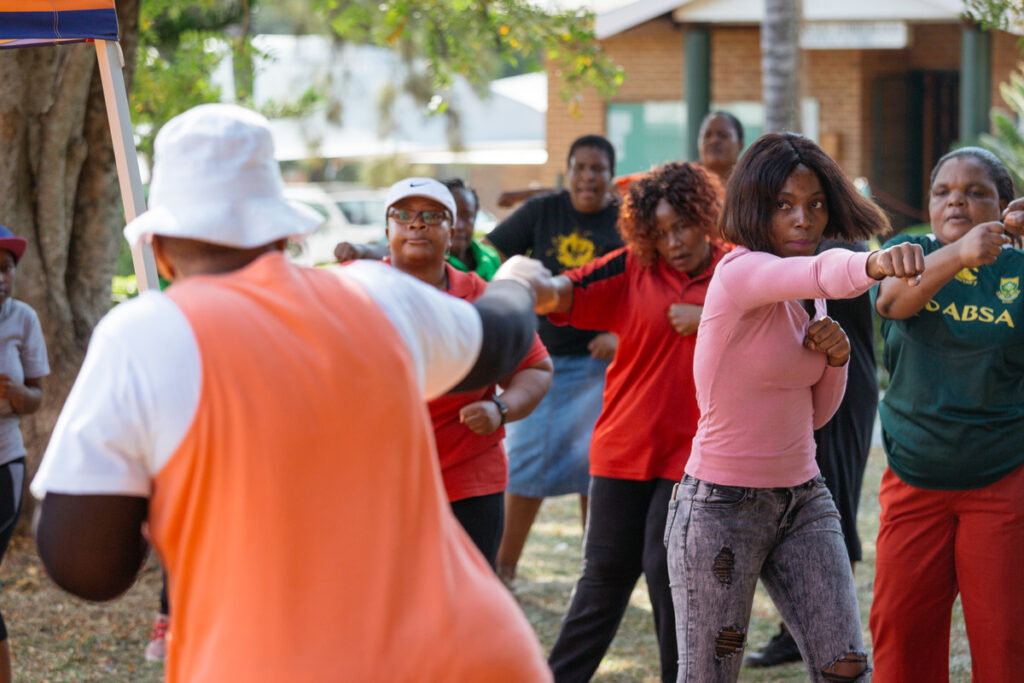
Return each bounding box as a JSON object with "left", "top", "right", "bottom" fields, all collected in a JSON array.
[
  {"left": 744, "top": 623, "right": 802, "bottom": 668},
  {"left": 144, "top": 613, "right": 169, "bottom": 662}
]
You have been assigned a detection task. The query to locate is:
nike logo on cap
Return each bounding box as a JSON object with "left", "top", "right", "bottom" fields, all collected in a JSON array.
[{"left": 409, "top": 181, "right": 431, "bottom": 187}]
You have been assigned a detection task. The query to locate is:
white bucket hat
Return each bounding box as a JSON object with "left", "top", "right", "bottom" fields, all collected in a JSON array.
[
  {"left": 124, "top": 104, "right": 323, "bottom": 248},
  {"left": 385, "top": 177, "right": 458, "bottom": 222}
]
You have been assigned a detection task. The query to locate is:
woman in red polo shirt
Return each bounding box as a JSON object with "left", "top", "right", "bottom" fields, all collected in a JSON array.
[
  {"left": 542, "top": 162, "right": 726, "bottom": 683},
  {"left": 382, "top": 177, "right": 552, "bottom": 565}
]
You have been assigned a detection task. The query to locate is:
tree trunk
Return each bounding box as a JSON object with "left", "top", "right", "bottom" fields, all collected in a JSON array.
[
  {"left": 0, "top": 0, "right": 140, "bottom": 533},
  {"left": 762, "top": 0, "right": 802, "bottom": 134},
  {"left": 233, "top": 0, "right": 255, "bottom": 103}
]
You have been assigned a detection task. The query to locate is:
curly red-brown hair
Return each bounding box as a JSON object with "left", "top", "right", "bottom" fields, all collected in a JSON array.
[{"left": 618, "top": 162, "right": 723, "bottom": 268}]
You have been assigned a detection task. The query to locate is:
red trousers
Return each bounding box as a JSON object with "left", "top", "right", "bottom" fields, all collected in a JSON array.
[{"left": 870, "top": 464, "right": 1024, "bottom": 682}]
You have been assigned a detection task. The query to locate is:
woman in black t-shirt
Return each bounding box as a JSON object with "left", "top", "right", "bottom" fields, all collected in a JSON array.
[{"left": 486, "top": 135, "right": 623, "bottom": 585}]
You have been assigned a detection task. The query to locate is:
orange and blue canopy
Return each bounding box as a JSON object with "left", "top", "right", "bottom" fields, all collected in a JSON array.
[{"left": 0, "top": 1, "right": 118, "bottom": 49}]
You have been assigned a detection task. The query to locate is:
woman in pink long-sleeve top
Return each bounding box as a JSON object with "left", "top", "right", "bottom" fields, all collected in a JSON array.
[{"left": 663, "top": 133, "right": 925, "bottom": 683}]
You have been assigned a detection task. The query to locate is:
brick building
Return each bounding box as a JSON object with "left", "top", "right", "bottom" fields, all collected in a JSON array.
[{"left": 541, "top": 0, "right": 1022, "bottom": 227}]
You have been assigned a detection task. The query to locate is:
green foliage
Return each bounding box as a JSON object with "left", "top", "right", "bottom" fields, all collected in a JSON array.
[
  {"left": 131, "top": 0, "right": 623, "bottom": 164},
  {"left": 963, "top": 0, "right": 1024, "bottom": 52},
  {"left": 981, "top": 63, "right": 1024, "bottom": 191},
  {"left": 358, "top": 156, "right": 433, "bottom": 188},
  {"left": 132, "top": 32, "right": 226, "bottom": 159},
  {"left": 962, "top": 0, "right": 1024, "bottom": 33},
  {"left": 134, "top": 0, "right": 327, "bottom": 159},
  {"left": 111, "top": 275, "right": 139, "bottom": 304},
  {"left": 133, "top": 1, "right": 241, "bottom": 158},
  {"left": 261, "top": 87, "right": 327, "bottom": 119},
  {"left": 316, "top": 0, "right": 623, "bottom": 102}
]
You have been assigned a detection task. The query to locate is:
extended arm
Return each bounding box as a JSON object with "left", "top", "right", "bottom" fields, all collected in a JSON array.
[
  {"left": 335, "top": 242, "right": 386, "bottom": 262},
  {"left": 448, "top": 256, "right": 562, "bottom": 393},
  {"left": 724, "top": 243, "right": 923, "bottom": 310},
  {"left": 542, "top": 275, "right": 574, "bottom": 314},
  {"left": 36, "top": 493, "right": 149, "bottom": 600},
  {"left": 875, "top": 222, "right": 1007, "bottom": 319},
  {"left": 449, "top": 279, "right": 538, "bottom": 393},
  {"left": 496, "top": 187, "right": 556, "bottom": 208}
]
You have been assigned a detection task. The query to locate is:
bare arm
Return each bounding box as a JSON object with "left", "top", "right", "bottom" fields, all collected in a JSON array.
[
  {"left": 335, "top": 242, "right": 386, "bottom": 262},
  {"left": 459, "top": 358, "right": 554, "bottom": 435},
  {"left": 541, "top": 275, "right": 575, "bottom": 314},
  {"left": 0, "top": 375, "right": 43, "bottom": 415},
  {"left": 875, "top": 223, "right": 1006, "bottom": 319},
  {"left": 496, "top": 188, "right": 556, "bottom": 208},
  {"left": 724, "top": 242, "right": 924, "bottom": 310},
  {"left": 36, "top": 493, "right": 149, "bottom": 601}
]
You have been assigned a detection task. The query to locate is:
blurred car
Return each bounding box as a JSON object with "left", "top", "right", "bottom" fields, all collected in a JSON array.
[{"left": 283, "top": 184, "right": 387, "bottom": 266}]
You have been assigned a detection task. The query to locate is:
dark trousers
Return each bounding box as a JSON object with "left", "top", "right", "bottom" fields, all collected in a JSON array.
[
  {"left": 450, "top": 492, "right": 504, "bottom": 568},
  {"left": 549, "top": 476, "right": 677, "bottom": 683},
  {"left": 0, "top": 458, "right": 25, "bottom": 641}
]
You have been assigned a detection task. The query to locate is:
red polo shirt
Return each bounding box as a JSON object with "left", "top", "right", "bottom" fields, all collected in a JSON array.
[
  {"left": 550, "top": 245, "right": 725, "bottom": 481},
  {"left": 426, "top": 264, "right": 549, "bottom": 501}
]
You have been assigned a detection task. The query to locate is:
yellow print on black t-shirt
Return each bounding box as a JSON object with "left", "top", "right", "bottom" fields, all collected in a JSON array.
[{"left": 550, "top": 230, "right": 596, "bottom": 269}]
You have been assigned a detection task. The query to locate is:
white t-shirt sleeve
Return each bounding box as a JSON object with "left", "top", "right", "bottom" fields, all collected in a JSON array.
[
  {"left": 30, "top": 293, "right": 201, "bottom": 499},
  {"left": 337, "top": 261, "right": 482, "bottom": 400},
  {"left": 19, "top": 304, "right": 49, "bottom": 378}
]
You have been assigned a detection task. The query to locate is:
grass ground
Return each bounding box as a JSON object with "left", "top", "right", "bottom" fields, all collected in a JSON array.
[{"left": 0, "top": 447, "right": 969, "bottom": 681}]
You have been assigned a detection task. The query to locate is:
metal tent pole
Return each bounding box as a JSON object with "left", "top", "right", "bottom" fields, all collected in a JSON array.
[{"left": 95, "top": 39, "right": 159, "bottom": 292}]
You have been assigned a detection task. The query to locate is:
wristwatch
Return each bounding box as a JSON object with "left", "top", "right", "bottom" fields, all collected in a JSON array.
[{"left": 491, "top": 395, "right": 508, "bottom": 426}]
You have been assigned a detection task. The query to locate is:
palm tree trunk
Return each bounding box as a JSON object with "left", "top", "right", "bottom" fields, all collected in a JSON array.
[{"left": 762, "top": 0, "right": 802, "bottom": 134}]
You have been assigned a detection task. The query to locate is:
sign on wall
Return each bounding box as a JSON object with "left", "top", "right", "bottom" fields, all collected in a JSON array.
[{"left": 800, "top": 21, "right": 909, "bottom": 50}]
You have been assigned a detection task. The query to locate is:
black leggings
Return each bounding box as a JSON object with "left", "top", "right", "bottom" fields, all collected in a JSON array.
[
  {"left": 0, "top": 458, "right": 26, "bottom": 641},
  {"left": 449, "top": 492, "right": 504, "bottom": 568}
]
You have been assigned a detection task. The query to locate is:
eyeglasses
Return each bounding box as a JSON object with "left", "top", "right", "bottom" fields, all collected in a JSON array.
[{"left": 387, "top": 207, "right": 452, "bottom": 226}]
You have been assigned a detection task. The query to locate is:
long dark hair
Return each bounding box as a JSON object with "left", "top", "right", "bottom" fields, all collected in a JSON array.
[{"left": 720, "top": 133, "right": 891, "bottom": 253}]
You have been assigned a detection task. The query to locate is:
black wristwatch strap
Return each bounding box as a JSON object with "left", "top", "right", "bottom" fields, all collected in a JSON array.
[{"left": 491, "top": 395, "right": 508, "bottom": 426}]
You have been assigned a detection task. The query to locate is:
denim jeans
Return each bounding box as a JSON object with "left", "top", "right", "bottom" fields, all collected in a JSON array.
[
  {"left": 505, "top": 354, "right": 607, "bottom": 498},
  {"left": 665, "top": 474, "right": 869, "bottom": 683}
]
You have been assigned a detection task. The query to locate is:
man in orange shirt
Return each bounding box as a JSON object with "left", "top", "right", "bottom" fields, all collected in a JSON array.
[{"left": 32, "top": 104, "right": 554, "bottom": 682}]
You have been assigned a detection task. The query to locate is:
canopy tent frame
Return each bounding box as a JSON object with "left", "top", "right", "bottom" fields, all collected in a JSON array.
[
  {"left": 1, "top": 2, "right": 158, "bottom": 291},
  {"left": 94, "top": 39, "right": 158, "bottom": 291}
]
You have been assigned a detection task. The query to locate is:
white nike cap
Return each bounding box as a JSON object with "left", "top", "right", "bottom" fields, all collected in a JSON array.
[{"left": 385, "top": 177, "right": 458, "bottom": 223}]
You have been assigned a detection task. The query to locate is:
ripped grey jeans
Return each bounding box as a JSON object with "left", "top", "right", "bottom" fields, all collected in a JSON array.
[{"left": 665, "top": 474, "right": 870, "bottom": 683}]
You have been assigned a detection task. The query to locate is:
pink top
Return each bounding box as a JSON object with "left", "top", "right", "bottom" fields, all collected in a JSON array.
[{"left": 685, "top": 246, "right": 876, "bottom": 487}]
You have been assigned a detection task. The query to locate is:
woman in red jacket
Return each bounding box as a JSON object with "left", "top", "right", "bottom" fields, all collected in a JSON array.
[{"left": 541, "top": 162, "right": 726, "bottom": 682}]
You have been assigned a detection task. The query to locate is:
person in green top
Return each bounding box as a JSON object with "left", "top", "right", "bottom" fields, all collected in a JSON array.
[
  {"left": 870, "top": 147, "right": 1024, "bottom": 682},
  {"left": 332, "top": 178, "right": 500, "bottom": 281},
  {"left": 442, "top": 179, "right": 501, "bottom": 281}
]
